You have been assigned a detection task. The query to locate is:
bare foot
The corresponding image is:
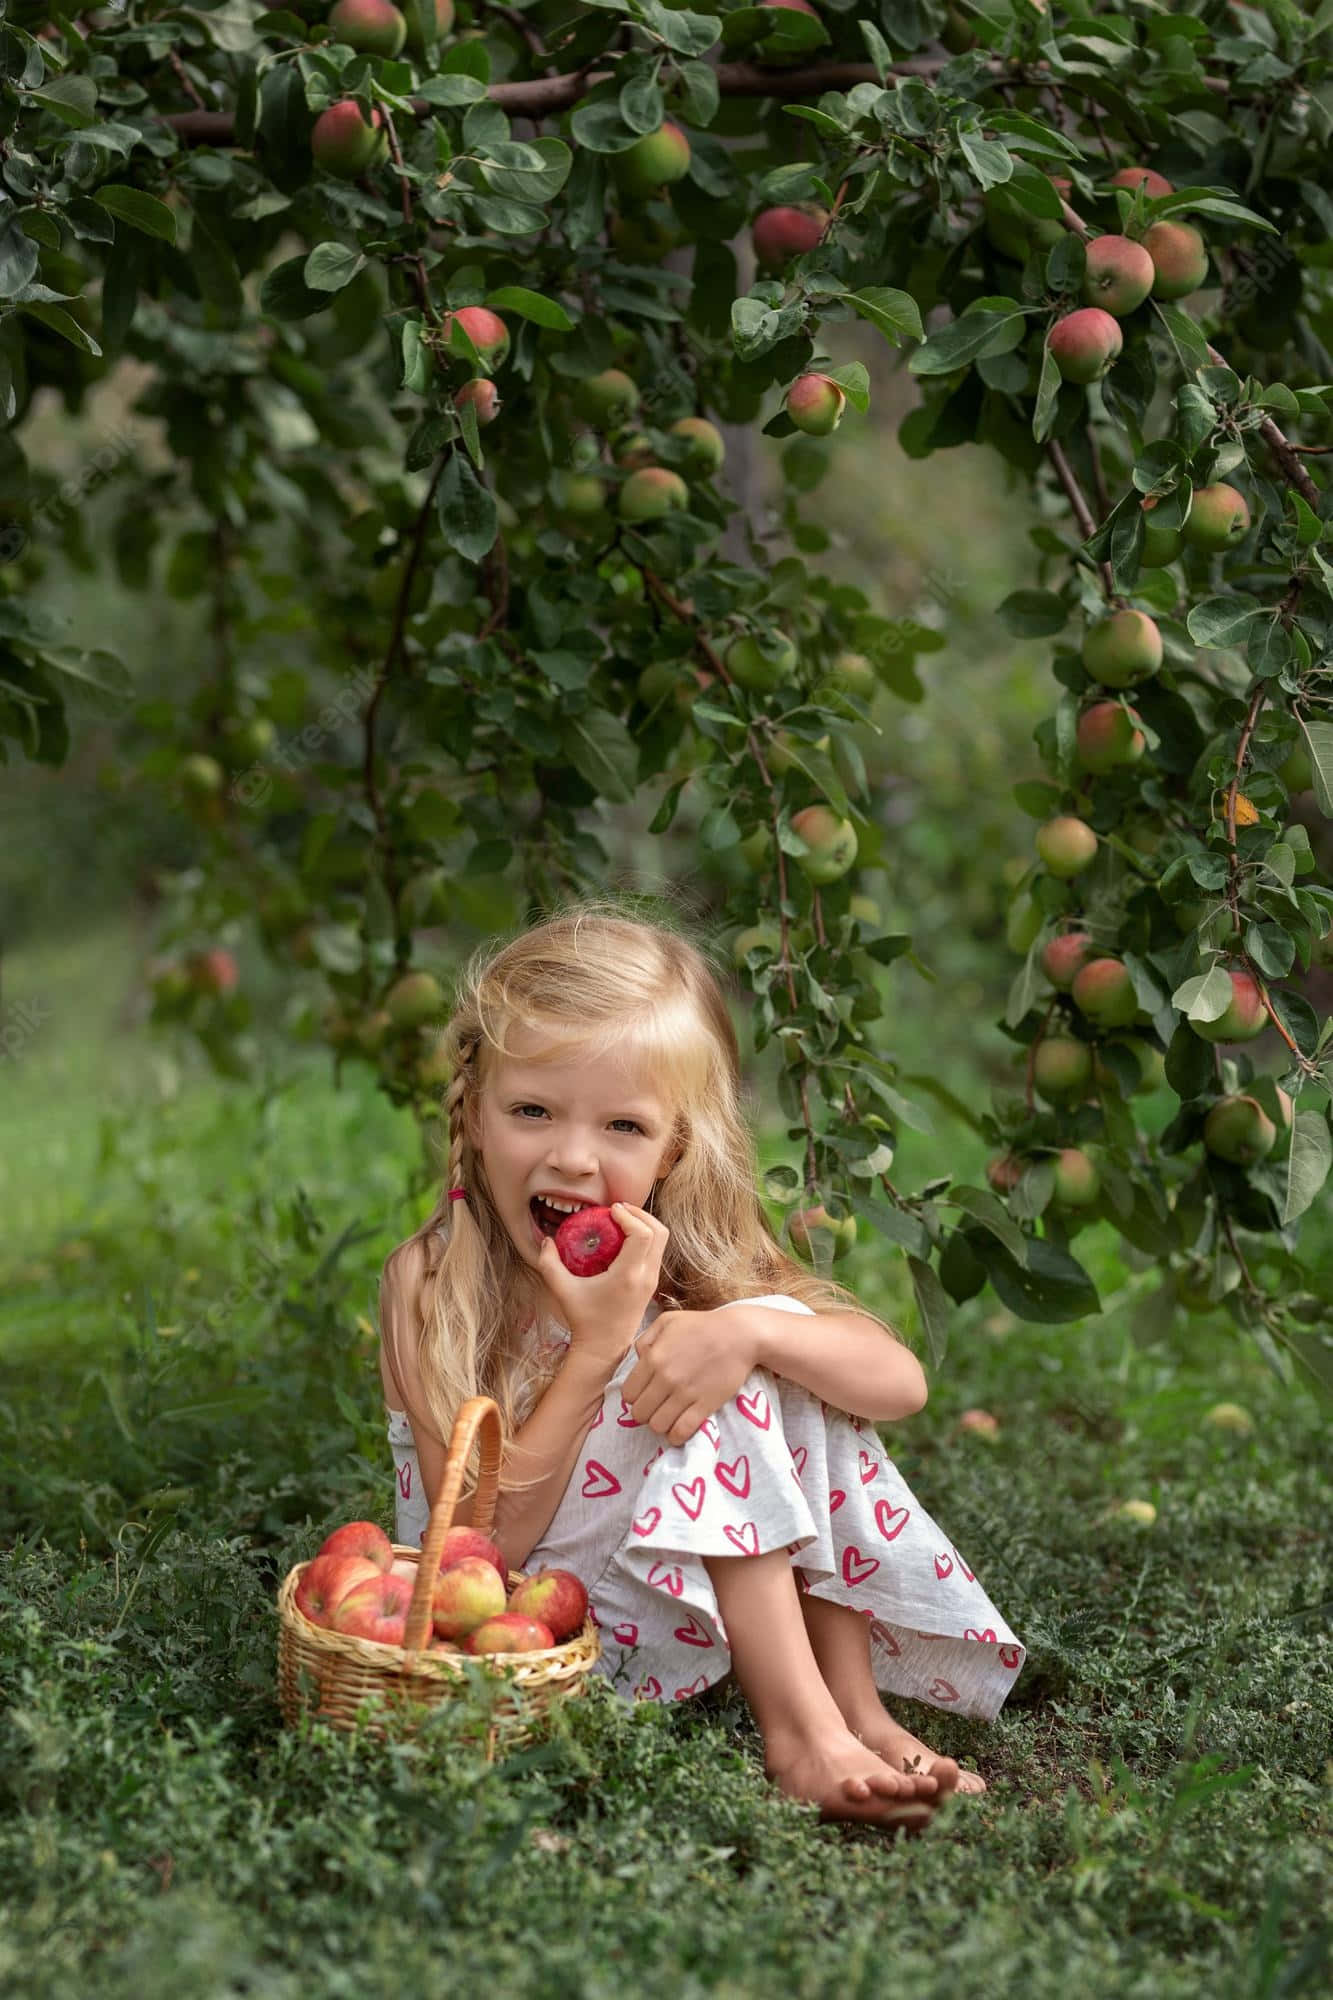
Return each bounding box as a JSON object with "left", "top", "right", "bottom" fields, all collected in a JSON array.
[
  {"left": 844, "top": 1706, "right": 986, "bottom": 1795},
  {"left": 765, "top": 1729, "right": 942, "bottom": 1833}
]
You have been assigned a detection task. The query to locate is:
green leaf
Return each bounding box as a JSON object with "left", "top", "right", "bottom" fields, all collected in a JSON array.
[
  {"left": 997, "top": 588, "right": 1066, "bottom": 637},
  {"left": 635, "top": 1, "right": 722, "bottom": 58},
  {"left": 970, "top": 1233, "right": 1102, "bottom": 1325},
  {"left": 957, "top": 126, "right": 1012, "bottom": 191},
  {"left": 1283, "top": 1111, "right": 1332, "bottom": 1224},
  {"left": 19, "top": 302, "right": 101, "bottom": 355},
  {"left": 907, "top": 1254, "right": 952, "bottom": 1370},
  {"left": 1173, "top": 963, "right": 1234, "bottom": 1022},
  {"left": 484, "top": 285, "right": 574, "bottom": 330},
  {"left": 1005, "top": 931, "right": 1046, "bottom": 1029},
  {"left": 303, "top": 242, "right": 366, "bottom": 293},
  {"left": 947, "top": 1186, "right": 1027, "bottom": 1264},
  {"left": 846, "top": 286, "right": 923, "bottom": 346},
  {"left": 93, "top": 184, "right": 178, "bottom": 243},
  {"left": 260, "top": 255, "right": 331, "bottom": 322},
  {"left": 909, "top": 306, "right": 1028, "bottom": 377},
  {"left": 436, "top": 448, "right": 498, "bottom": 564},
  {"left": 1012, "top": 778, "right": 1063, "bottom": 819},
  {"left": 1031, "top": 341, "right": 1061, "bottom": 444},
  {"left": 1186, "top": 596, "right": 1264, "bottom": 649},
  {"left": 560, "top": 705, "right": 639, "bottom": 805},
  {"left": 1299, "top": 717, "right": 1333, "bottom": 817}
]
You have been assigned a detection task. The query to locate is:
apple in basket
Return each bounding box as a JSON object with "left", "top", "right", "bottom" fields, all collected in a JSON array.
[
  {"left": 313, "top": 1519, "right": 394, "bottom": 1569},
  {"left": 463, "top": 1613, "right": 556, "bottom": 1655},
  {"left": 294, "top": 1552, "right": 384, "bottom": 1627},
  {"left": 506, "top": 1567, "right": 588, "bottom": 1643},
  {"left": 432, "top": 1556, "right": 508, "bottom": 1640},
  {"left": 432, "top": 1524, "right": 508, "bottom": 1582},
  {"left": 330, "top": 1571, "right": 414, "bottom": 1646}
]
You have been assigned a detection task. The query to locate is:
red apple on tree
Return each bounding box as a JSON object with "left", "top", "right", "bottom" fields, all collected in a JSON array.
[
  {"left": 752, "top": 205, "right": 828, "bottom": 269},
  {"left": 311, "top": 100, "right": 388, "bottom": 180},
  {"left": 1082, "top": 234, "right": 1155, "bottom": 316},
  {"left": 1048, "top": 307, "right": 1123, "bottom": 383},
  {"left": 327, "top": 0, "right": 407, "bottom": 57},
  {"left": 440, "top": 304, "right": 510, "bottom": 369}
]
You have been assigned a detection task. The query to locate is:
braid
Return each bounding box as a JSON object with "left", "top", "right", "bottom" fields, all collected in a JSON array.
[{"left": 446, "top": 1032, "right": 478, "bottom": 1202}]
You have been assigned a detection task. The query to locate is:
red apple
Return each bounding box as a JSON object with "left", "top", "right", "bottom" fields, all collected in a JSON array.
[
  {"left": 431, "top": 1555, "right": 508, "bottom": 1639},
  {"left": 294, "top": 1552, "right": 383, "bottom": 1626},
  {"left": 463, "top": 1613, "right": 557, "bottom": 1655},
  {"left": 957, "top": 1409, "right": 1000, "bottom": 1439},
  {"left": 433, "top": 1524, "right": 508, "bottom": 1582},
  {"left": 506, "top": 1567, "right": 589, "bottom": 1643},
  {"left": 315, "top": 1519, "right": 394, "bottom": 1571},
  {"left": 330, "top": 1571, "right": 414, "bottom": 1645}
]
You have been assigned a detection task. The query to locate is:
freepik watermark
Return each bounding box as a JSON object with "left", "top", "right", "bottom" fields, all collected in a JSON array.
[
  {"left": 0, "top": 425, "right": 140, "bottom": 567},
  {"left": 229, "top": 664, "right": 382, "bottom": 807},
  {"left": 0, "top": 995, "right": 53, "bottom": 1064}
]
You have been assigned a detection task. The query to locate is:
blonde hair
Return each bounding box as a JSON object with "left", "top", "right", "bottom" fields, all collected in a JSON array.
[{"left": 380, "top": 893, "right": 902, "bottom": 1495}]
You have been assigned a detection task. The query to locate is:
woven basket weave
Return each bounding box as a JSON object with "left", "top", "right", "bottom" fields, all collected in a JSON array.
[{"left": 277, "top": 1394, "right": 600, "bottom": 1758}]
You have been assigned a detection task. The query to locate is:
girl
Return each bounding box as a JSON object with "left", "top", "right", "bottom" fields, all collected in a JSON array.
[{"left": 380, "top": 900, "right": 1025, "bottom": 1832}]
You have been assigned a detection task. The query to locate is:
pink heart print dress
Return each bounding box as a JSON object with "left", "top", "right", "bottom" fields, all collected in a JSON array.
[{"left": 386, "top": 1293, "right": 1026, "bottom": 1720}]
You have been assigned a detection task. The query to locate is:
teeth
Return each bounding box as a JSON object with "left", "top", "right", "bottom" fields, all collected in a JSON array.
[{"left": 537, "top": 1195, "right": 591, "bottom": 1215}]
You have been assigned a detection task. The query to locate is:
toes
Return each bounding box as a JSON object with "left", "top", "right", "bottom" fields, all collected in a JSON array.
[
  {"left": 927, "top": 1755, "right": 962, "bottom": 1798},
  {"left": 956, "top": 1770, "right": 988, "bottom": 1795}
]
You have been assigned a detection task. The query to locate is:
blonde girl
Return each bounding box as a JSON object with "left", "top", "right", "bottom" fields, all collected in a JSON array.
[{"left": 380, "top": 899, "right": 1025, "bottom": 1832}]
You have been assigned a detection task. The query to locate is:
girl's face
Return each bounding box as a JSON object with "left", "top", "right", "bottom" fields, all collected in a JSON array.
[{"left": 469, "top": 1031, "right": 680, "bottom": 1298}]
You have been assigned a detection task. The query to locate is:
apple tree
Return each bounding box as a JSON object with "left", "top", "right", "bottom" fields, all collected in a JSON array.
[{"left": 7, "top": 0, "right": 1333, "bottom": 1400}]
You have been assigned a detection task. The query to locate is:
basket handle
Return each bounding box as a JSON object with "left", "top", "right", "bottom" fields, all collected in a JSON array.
[{"left": 403, "top": 1394, "right": 504, "bottom": 1657}]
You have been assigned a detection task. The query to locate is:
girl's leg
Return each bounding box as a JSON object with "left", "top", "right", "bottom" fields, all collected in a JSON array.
[
  {"left": 701, "top": 1547, "right": 956, "bottom": 1832},
  {"left": 797, "top": 1584, "right": 988, "bottom": 1795}
]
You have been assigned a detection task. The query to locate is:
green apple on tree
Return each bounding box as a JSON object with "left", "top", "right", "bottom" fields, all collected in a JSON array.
[{"left": 790, "top": 804, "right": 858, "bottom": 884}]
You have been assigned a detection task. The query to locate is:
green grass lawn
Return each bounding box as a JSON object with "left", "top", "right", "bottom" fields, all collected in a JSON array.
[{"left": 1, "top": 918, "right": 1329, "bottom": 1997}]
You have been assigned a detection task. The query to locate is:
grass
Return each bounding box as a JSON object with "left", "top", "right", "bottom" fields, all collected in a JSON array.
[{"left": 1, "top": 918, "right": 1330, "bottom": 1998}]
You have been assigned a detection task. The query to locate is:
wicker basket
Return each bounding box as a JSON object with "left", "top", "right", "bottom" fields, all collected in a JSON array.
[{"left": 277, "top": 1395, "right": 600, "bottom": 1759}]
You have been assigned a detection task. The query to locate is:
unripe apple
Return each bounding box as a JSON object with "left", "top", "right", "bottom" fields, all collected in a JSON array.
[
  {"left": 612, "top": 429, "right": 655, "bottom": 470},
  {"left": 726, "top": 630, "right": 798, "bottom": 692},
  {"left": 1035, "top": 815, "right": 1098, "bottom": 878},
  {"left": 787, "top": 1203, "right": 858, "bottom": 1262},
  {"left": 1143, "top": 220, "right": 1209, "bottom": 299},
  {"left": 619, "top": 467, "right": 688, "bottom": 520},
  {"left": 311, "top": 100, "right": 389, "bottom": 179},
  {"left": 739, "top": 825, "right": 772, "bottom": 870},
  {"left": 785, "top": 373, "right": 846, "bottom": 435},
  {"left": 752, "top": 205, "right": 828, "bottom": 269},
  {"left": 1094, "top": 1036, "right": 1165, "bottom": 1096},
  {"left": 1051, "top": 1147, "right": 1100, "bottom": 1208},
  {"left": 403, "top": 0, "right": 455, "bottom": 55},
  {"left": 327, "top": 0, "right": 407, "bottom": 57},
  {"left": 986, "top": 1152, "right": 1025, "bottom": 1195},
  {"left": 1077, "top": 700, "right": 1146, "bottom": 774},
  {"left": 384, "top": 970, "right": 444, "bottom": 1029},
  {"left": 1071, "top": 956, "right": 1139, "bottom": 1029},
  {"left": 416, "top": 1032, "right": 454, "bottom": 1090},
  {"left": 1048, "top": 307, "right": 1122, "bottom": 384},
  {"left": 849, "top": 893, "right": 881, "bottom": 926},
  {"left": 180, "top": 751, "right": 225, "bottom": 798},
  {"left": 615, "top": 121, "right": 691, "bottom": 199},
  {"left": 552, "top": 470, "right": 608, "bottom": 520},
  {"left": 1109, "top": 166, "right": 1174, "bottom": 199},
  {"left": 1190, "top": 968, "right": 1266, "bottom": 1043},
  {"left": 1182, "top": 483, "right": 1250, "bottom": 552},
  {"left": 636, "top": 659, "right": 689, "bottom": 710},
  {"left": 767, "top": 728, "right": 828, "bottom": 775},
  {"left": 441, "top": 304, "right": 510, "bottom": 369},
  {"left": 732, "top": 922, "right": 781, "bottom": 968},
  {"left": 1140, "top": 495, "right": 1184, "bottom": 567},
  {"left": 354, "top": 1009, "right": 393, "bottom": 1057},
  {"left": 1278, "top": 741, "right": 1312, "bottom": 793},
  {"left": 1033, "top": 1036, "right": 1094, "bottom": 1102},
  {"left": 1203, "top": 1401, "right": 1253, "bottom": 1435},
  {"left": 574, "top": 368, "right": 639, "bottom": 428},
  {"left": 1203, "top": 1093, "right": 1277, "bottom": 1166},
  {"left": 1082, "top": 609, "right": 1162, "bottom": 689},
  {"left": 1082, "top": 234, "right": 1155, "bottom": 317},
  {"left": 455, "top": 377, "right": 500, "bottom": 426},
  {"left": 1110, "top": 1499, "right": 1157, "bottom": 1525},
  {"left": 669, "top": 416, "right": 725, "bottom": 474},
  {"left": 983, "top": 177, "right": 1070, "bottom": 258},
  {"left": 790, "top": 804, "right": 858, "bottom": 884},
  {"left": 1041, "top": 931, "right": 1095, "bottom": 991},
  {"left": 825, "top": 650, "right": 876, "bottom": 701}
]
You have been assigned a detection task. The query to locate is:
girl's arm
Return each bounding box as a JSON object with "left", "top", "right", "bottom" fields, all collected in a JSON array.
[
  {"left": 479, "top": 1348, "right": 622, "bottom": 1569},
  {"left": 725, "top": 1302, "right": 928, "bottom": 1424}
]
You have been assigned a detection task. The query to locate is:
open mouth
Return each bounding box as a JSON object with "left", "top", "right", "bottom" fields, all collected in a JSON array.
[{"left": 530, "top": 1196, "right": 590, "bottom": 1238}]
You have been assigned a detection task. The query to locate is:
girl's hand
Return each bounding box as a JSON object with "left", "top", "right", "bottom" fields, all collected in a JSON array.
[
  {"left": 536, "top": 1200, "right": 669, "bottom": 1370},
  {"left": 621, "top": 1306, "right": 761, "bottom": 1447}
]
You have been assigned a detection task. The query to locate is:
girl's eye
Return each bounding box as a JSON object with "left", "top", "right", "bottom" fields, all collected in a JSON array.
[{"left": 514, "top": 1105, "right": 643, "bottom": 1134}]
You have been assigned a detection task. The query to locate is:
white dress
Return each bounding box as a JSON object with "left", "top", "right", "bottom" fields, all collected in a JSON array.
[{"left": 386, "top": 1292, "right": 1026, "bottom": 1721}]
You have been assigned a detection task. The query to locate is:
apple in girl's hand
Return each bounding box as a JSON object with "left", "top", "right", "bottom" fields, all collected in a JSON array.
[
  {"left": 294, "top": 1552, "right": 383, "bottom": 1626},
  {"left": 434, "top": 1525, "right": 508, "bottom": 1581},
  {"left": 330, "top": 1571, "right": 414, "bottom": 1645},
  {"left": 431, "top": 1556, "right": 508, "bottom": 1639},
  {"left": 463, "top": 1613, "right": 556, "bottom": 1654},
  {"left": 315, "top": 1519, "right": 394, "bottom": 1570},
  {"left": 506, "top": 1567, "right": 588, "bottom": 1642},
  {"left": 552, "top": 1203, "right": 626, "bottom": 1275}
]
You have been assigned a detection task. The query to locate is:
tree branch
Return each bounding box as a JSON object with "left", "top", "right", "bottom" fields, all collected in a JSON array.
[{"left": 1046, "top": 438, "right": 1116, "bottom": 600}]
